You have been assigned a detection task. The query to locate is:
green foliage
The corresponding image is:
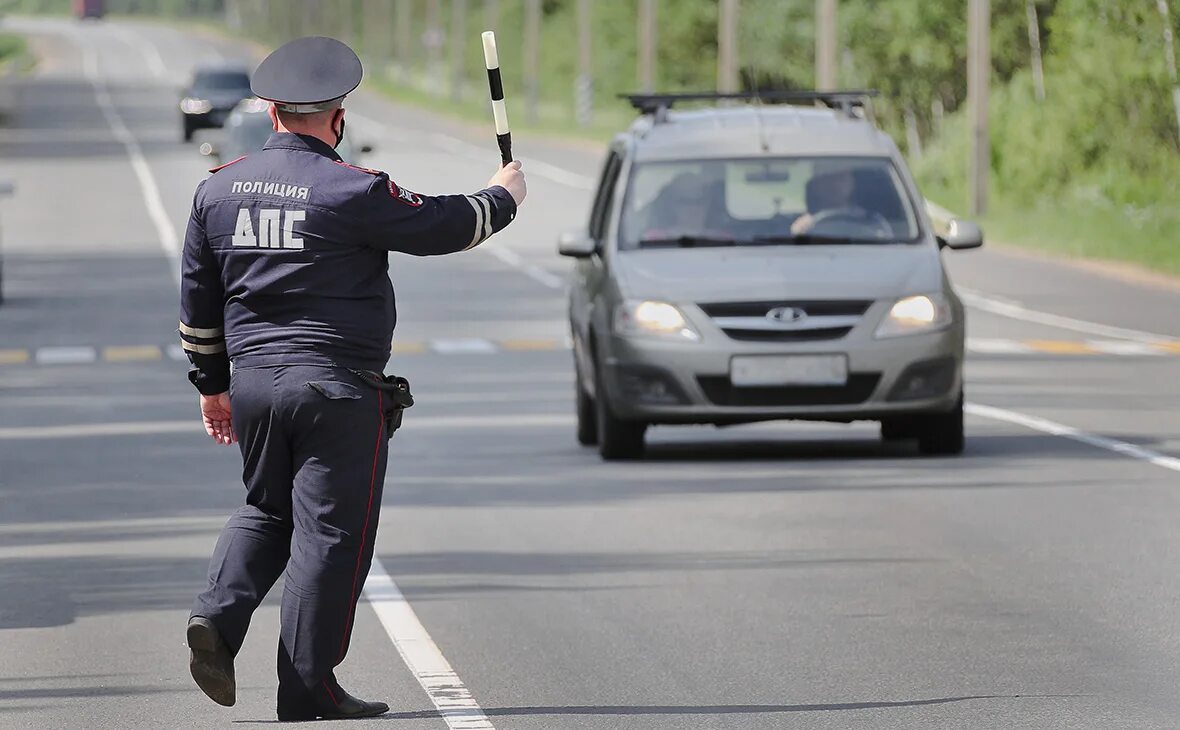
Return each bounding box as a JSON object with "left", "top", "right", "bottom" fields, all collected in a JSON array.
[{"left": 5, "top": 0, "right": 1178, "bottom": 269}]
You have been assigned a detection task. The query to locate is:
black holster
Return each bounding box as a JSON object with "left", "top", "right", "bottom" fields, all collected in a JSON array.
[{"left": 352, "top": 370, "right": 414, "bottom": 438}]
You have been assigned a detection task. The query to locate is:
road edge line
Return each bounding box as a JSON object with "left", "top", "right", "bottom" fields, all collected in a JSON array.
[
  {"left": 363, "top": 557, "right": 496, "bottom": 729},
  {"left": 966, "top": 402, "right": 1180, "bottom": 474},
  {"left": 82, "top": 42, "right": 181, "bottom": 286}
]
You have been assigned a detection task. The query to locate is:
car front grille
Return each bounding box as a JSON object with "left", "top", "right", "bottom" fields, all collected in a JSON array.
[
  {"left": 696, "top": 374, "right": 881, "bottom": 407},
  {"left": 698, "top": 300, "right": 872, "bottom": 342}
]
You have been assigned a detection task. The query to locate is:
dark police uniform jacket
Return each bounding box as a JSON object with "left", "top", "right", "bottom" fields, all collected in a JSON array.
[{"left": 179, "top": 132, "right": 517, "bottom": 394}]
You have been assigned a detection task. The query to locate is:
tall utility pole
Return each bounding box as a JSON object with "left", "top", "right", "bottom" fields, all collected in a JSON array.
[
  {"left": 717, "top": 0, "right": 739, "bottom": 93},
  {"left": 484, "top": 0, "right": 499, "bottom": 34},
  {"left": 967, "top": 0, "right": 990, "bottom": 216},
  {"left": 1026, "top": 1, "right": 1045, "bottom": 101},
  {"left": 425, "top": 0, "right": 443, "bottom": 95},
  {"left": 576, "top": 0, "right": 593, "bottom": 126},
  {"left": 395, "top": 0, "right": 412, "bottom": 70},
  {"left": 524, "top": 0, "right": 541, "bottom": 123},
  {"left": 638, "top": 0, "right": 657, "bottom": 93},
  {"left": 450, "top": 0, "right": 467, "bottom": 102},
  {"left": 1159, "top": 0, "right": 1180, "bottom": 146},
  {"left": 815, "top": 0, "right": 837, "bottom": 90}
]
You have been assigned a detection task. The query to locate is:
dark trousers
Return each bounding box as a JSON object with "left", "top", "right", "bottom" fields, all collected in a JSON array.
[{"left": 192, "top": 364, "right": 389, "bottom": 712}]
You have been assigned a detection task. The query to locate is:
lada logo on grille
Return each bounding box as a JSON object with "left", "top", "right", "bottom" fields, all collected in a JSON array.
[{"left": 766, "top": 306, "right": 807, "bottom": 324}]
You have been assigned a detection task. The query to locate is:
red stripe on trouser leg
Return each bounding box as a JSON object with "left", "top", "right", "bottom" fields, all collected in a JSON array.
[
  {"left": 338, "top": 391, "right": 383, "bottom": 662},
  {"left": 323, "top": 679, "right": 340, "bottom": 707}
]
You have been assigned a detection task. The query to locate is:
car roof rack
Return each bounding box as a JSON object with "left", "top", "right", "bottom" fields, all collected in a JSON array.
[{"left": 621, "top": 90, "right": 879, "bottom": 119}]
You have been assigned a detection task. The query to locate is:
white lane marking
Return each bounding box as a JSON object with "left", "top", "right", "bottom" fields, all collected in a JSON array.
[
  {"left": 363, "top": 560, "right": 495, "bottom": 730},
  {"left": 82, "top": 45, "right": 181, "bottom": 286},
  {"left": 34, "top": 346, "right": 98, "bottom": 365},
  {"left": 958, "top": 287, "right": 1177, "bottom": 344},
  {"left": 967, "top": 402, "right": 1180, "bottom": 474},
  {"left": 426, "top": 132, "right": 595, "bottom": 189},
  {"left": 1085, "top": 340, "right": 1163, "bottom": 356},
  {"left": 0, "top": 420, "right": 198, "bottom": 439},
  {"left": 965, "top": 338, "right": 1033, "bottom": 355},
  {"left": 112, "top": 26, "right": 167, "bottom": 79},
  {"left": 0, "top": 414, "right": 573, "bottom": 439},
  {"left": 430, "top": 338, "right": 499, "bottom": 354},
  {"left": 484, "top": 244, "right": 564, "bottom": 290}
]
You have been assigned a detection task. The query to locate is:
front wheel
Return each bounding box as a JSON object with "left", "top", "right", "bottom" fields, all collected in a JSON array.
[
  {"left": 915, "top": 393, "right": 965, "bottom": 455},
  {"left": 594, "top": 363, "right": 646, "bottom": 460},
  {"left": 574, "top": 357, "right": 598, "bottom": 446}
]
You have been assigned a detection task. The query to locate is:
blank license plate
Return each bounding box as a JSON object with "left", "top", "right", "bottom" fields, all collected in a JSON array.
[{"left": 730, "top": 355, "right": 848, "bottom": 387}]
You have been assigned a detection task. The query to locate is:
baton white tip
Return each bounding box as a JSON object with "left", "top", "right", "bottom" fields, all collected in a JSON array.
[{"left": 481, "top": 31, "right": 499, "bottom": 69}]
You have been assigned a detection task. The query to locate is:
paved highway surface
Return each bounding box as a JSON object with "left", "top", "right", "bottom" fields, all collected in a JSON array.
[{"left": 2, "top": 16, "right": 1179, "bottom": 730}]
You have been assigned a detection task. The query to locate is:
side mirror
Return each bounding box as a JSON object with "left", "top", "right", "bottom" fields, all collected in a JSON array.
[
  {"left": 937, "top": 218, "right": 983, "bottom": 250},
  {"left": 558, "top": 230, "right": 597, "bottom": 258}
]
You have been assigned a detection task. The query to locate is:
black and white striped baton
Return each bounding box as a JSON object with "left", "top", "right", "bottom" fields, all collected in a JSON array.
[{"left": 481, "top": 31, "right": 513, "bottom": 166}]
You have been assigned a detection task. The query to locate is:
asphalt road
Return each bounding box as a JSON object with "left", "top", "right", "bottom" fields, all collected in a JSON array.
[{"left": 2, "top": 16, "right": 1180, "bottom": 730}]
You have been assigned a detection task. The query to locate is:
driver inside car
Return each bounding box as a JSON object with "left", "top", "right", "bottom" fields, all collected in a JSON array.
[{"left": 789, "top": 159, "right": 891, "bottom": 238}]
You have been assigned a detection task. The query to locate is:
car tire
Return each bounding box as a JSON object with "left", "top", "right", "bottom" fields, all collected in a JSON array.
[
  {"left": 915, "top": 393, "right": 965, "bottom": 456},
  {"left": 594, "top": 361, "right": 646, "bottom": 460},
  {"left": 574, "top": 356, "right": 598, "bottom": 446}
]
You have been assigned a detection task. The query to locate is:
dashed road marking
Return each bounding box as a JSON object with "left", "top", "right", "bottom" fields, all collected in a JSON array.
[
  {"left": 5, "top": 338, "right": 1180, "bottom": 368},
  {"left": 34, "top": 346, "right": 98, "bottom": 365},
  {"left": 431, "top": 338, "right": 499, "bottom": 354},
  {"left": 103, "top": 345, "right": 163, "bottom": 362}
]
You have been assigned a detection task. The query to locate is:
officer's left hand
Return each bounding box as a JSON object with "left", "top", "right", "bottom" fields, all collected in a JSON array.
[{"left": 200, "top": 392, "right": 236, "bottom": 446}]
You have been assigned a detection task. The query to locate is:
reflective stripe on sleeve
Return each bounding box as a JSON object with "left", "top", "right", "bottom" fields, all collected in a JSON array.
[
  {"left": 475, "top": 193, "right": 493, "bottom": 241},
  {"left": 178, "top": 321, "right": 224, "bottom": 338},
  {"left": 463, "top": 195, "right": 486, "bottom": 250},
  {"left": 181, "top": 340, "right": 227, "bottom": 355}
]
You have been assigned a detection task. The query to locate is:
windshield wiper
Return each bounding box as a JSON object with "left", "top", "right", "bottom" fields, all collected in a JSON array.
[
  {"left": 640, "top": 235, "right": 739, "bottom": 249},
  {"left": 749, "top": 234, "right": 864, "bottom": 246}
]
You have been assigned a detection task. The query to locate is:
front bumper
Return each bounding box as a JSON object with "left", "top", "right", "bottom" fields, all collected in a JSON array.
[
  {"left": 599, "top": 326, "right": 963, "bottom": 425},
  {"left": 182, "top": 108, "right": 232, "bottom": 129}
]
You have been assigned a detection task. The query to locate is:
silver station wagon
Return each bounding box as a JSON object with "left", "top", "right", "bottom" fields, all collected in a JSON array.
[{"left": 560, "top": 92, "right": 983, "bottom": 460}]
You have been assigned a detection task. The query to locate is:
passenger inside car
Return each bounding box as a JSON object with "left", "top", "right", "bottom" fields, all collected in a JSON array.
[{"left": 640, "top": 172, "right": 733, "bottom": 241}]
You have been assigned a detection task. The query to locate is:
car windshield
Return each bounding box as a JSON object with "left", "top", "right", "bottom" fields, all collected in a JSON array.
[
  {"left": 223, "top": 111, "right": 356, "bottom": 161},
  {"left": 618, "top": 156, "right": 922, "bottom": 250},
  {"left": 194, "top": 71, "right": 251, "bottom": 91},
  {"left": 225, "top": 112, "right": 274, "bottom": 156}
]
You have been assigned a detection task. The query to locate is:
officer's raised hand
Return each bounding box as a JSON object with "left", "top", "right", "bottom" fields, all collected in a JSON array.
[{"left": 489, "top": 160, "right": 526, "bottom": 206}]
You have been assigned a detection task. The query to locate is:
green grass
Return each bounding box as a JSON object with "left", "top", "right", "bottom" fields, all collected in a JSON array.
[
  {"left": 0, "top": 31, "right": 33, "bottom": 74},
  {"left": 919, "top": 176, "right": 1180, "bottom": 278}
]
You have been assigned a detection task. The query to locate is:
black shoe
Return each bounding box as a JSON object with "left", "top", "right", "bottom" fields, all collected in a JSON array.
[
  {"left": 187, "top": 616, "right": 236, "bottom": 707},
  {"left": 277, "top": 687, "right": 389, "bottom": 722}
]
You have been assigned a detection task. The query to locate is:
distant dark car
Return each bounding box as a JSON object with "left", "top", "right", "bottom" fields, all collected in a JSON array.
[
  {"left": 74, "top": 0, "right": 104, "bottom": 19},
  {"left": 180, "top": 65, "right": 253, "bottom": 142},
  {"left": 200, "top": 98, "right": 373, "bottom": 165}
]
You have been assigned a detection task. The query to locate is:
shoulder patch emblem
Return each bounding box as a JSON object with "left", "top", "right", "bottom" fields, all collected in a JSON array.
[
  {"left": 388, "top": 180, "right": 424, "bottom": 207},
  {"left": 208, "top": 155, "right": 247, "bottom": 174},
  {"left": 336, "top": 160, "right": 383, "bottom": 176}
]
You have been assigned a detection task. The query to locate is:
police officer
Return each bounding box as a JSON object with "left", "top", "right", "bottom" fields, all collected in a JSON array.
[{"left": 181, "top": 36, "right": 525, "bottom": 722}]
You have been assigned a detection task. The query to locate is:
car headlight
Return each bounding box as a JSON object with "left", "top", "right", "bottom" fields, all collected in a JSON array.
[
  {"left": 180, "top": 97, "right": 213, "bottom": 114},
  {"left": 614, "top": 300, "right": 701, "bottom": 341},
  {"left": 875, "top": 294, "right": 953, "bottom": 338}
]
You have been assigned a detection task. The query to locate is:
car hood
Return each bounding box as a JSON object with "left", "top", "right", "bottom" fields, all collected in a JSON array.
[{"left": 612, "top": 244, "right": 945, "bottom": 304}]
